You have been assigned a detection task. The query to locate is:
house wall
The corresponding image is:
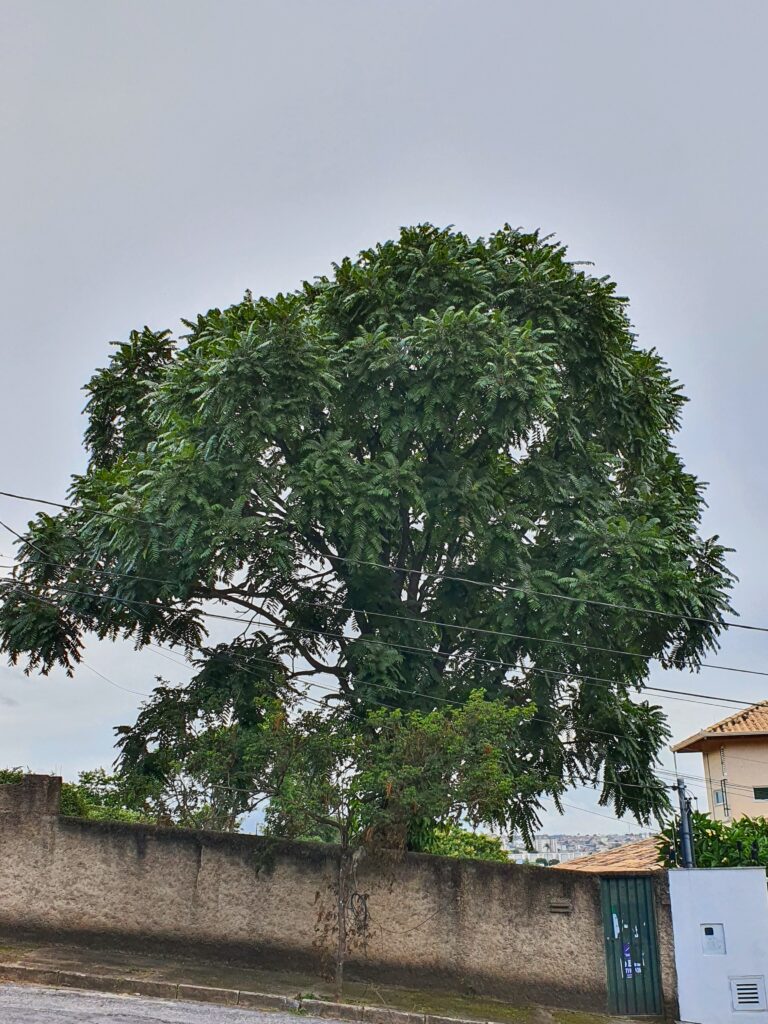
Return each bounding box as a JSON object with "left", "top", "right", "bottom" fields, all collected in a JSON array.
[
  {"left": 0, "top": 775, "right": 677, "bottom": 1014},
  {"left": 698, "top": 739, "right": 768, "bottom": 821}
]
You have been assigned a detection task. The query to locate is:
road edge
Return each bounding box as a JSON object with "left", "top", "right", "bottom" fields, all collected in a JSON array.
[{"left": 0, "top": 962, "right": 484, "bottom": 1024}]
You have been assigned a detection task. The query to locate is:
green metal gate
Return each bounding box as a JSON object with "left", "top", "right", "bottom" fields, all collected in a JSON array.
[{"left": 600, "top": 876, "right": 663, "bottom": 1016}]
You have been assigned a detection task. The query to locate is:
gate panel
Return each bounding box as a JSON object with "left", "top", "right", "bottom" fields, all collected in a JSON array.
[{"left": 600, "top": 875, "right": 663, "bottom": 1016}]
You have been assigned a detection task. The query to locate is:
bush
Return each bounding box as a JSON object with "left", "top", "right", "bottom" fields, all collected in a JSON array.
[
  {"left": 421, "top": 822, "right": 509, "bottom": 862},
  {"left": 1, "top": 767, "right": 151, "bottom": 824},
  {"left": 59, "top": 782, "right": 91, "bottom": 817},
  {"left": 659, "top": 811, "right": 768, "bottom": 868}
]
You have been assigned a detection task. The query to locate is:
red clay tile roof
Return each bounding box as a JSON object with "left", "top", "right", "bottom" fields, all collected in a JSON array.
[
  {"left": 672, "top": 701, "right": 768, "bottom": 753},
  {"left": 552, "top": 837, "right": 662, "bottom": 874}
]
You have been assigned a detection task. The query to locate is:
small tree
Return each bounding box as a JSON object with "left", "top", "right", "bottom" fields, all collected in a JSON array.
[
  {"left": 117, "top": 687, "right": 548, "bottom": 995},
  {"left": 114, "top": 638, "right": 284, "bottom": 830}
]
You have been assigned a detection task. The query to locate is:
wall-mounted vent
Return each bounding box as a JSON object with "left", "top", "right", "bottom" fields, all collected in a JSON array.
[
  {"left": 730, "top": 977, "right": 767, "bottom": 1011},
  {"left": 548, "top": 898, "right": 572, "bottom": 914}
]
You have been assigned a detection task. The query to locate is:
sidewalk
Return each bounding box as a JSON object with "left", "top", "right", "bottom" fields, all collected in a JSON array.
[{"left": 0, "top": 937, "right": 632, "bottom": 1024}]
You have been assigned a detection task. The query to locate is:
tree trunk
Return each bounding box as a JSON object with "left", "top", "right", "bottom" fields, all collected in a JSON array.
[{"left": 334, "top": 843, "right": 352, "bottom": 1000}]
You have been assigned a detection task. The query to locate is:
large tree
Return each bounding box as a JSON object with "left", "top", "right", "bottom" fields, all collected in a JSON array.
[{"left": 0, "top": 224, "right": 733, "bottom": 823}]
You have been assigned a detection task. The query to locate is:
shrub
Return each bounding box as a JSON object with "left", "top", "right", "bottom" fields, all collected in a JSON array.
[{"left": 658, "top": 811, "right": 768, "bottom": 868}]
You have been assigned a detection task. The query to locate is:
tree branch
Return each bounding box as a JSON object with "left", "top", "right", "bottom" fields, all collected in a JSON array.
[{"left": 219, "top": 592, "right": 345, "bottom": 680}]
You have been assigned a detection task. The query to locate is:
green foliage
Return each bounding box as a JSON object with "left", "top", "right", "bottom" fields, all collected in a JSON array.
[
  {"left": 0, "top": 224, "right": 735, "bottom": 827},
  {"left": 66, "top": 768, "right": 149, "bottom": 823},
  {"left": 356, "top": 690, "right": 547, "bottom": 845},
  {"left": 1, "top": 689, "right": 542, "bottom": 851},
  {"left": 59, "top": 781, "right": 92, "bottom": 817},
  {"left": 224, "top": 689, "right": 547, "bottom": 849},
  {"left": 0, "top": 767, "right": 149, "bottom": 823},
  {"left": 421, "top": 821, "right": 509, "bottom": 862},
  {"left": 659, "top": 811, "right": 768, "bottom": 869},
  {"left": 113, "top": 640, "right": 285, "bottom": 830}
]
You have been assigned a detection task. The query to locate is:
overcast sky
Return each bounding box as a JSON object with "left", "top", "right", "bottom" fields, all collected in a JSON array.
[{"left": 1, "top": 0, "right": 767, "bottom": 834}]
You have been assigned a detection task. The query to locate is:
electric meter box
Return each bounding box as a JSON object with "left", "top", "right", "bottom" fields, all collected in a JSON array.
[{"left": 702, "top": 923, "right": 727, "bottom": 955}]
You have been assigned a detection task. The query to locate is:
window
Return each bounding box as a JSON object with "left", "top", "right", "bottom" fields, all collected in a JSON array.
[
  {"left": 753, "top": 787, "right": 768, "bottom": 801},
  {"left": 715, "top": 789, "right": 725, "bottom": 805}
]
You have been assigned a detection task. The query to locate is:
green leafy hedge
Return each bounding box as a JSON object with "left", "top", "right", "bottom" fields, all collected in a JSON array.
[{"left": 659, "top": 811, "right": 768, "bottom": 868}]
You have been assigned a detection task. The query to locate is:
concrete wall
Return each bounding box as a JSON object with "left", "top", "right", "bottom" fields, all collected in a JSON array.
[
  {"left": 653, "top": 872, "right": 679, "bottom": 1020},
  {"left": 669, "top": 867, "right": 768, "bottom": 1024},
  {"left": 0, "top": 775, "right": 676, "bottom": 1013}
]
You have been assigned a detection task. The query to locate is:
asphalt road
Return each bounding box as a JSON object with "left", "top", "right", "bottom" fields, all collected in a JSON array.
[{"left": 0, "top": 984, "right": 330, "bottom": 1023}]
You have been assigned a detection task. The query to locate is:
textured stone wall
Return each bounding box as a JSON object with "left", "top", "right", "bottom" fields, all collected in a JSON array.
[
  {"left": 652, "top": 871, "right": 678, "bottom": 1019},
  {"left": 0, "top": 776, "right": 676, "bottom": 1013}
]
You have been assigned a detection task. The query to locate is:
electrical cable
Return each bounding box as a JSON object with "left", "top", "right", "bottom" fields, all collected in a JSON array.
[
  {"left": 0, "top": 499, "right": 764, "bottom": 687},
  {"left": 1, "top": 569, "right": 763, "bottom": 707},
  {"left": 1, "top": 577, "right": 765, "bottom": 770},
  {"left": 142, "top": 637, "right": 731, "bottom": 799},
  {"left": 1, "top": 499, "right": 760, "bottom": 832},
  {"left": 0, "top": 487, "right": 752, "bottom": 633},
  {"left": 3, "top": 536, "right": 765, "bottom": 798}
]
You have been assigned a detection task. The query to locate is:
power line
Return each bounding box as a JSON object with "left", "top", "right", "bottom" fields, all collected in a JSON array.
[
  {"left": 0, "top": 650, "right": 666, "bottom": 828},
  {"left": 1, "top": 573, "right": 759, "bottom": 726},
  {"left": 0, "top": 555, "right": 758, "bottom": 702},
  {"left": 0, "top": 513, "right": 763, "bottom": 700},
  {"left": 163, "top": 636, "right": 767, "bottom": 804},
  {"left": 1, "top": 628, "right": 708, "bottom": 820},
  {"left": 74, "top": 630, "right": 662, "bottom": 788},
  {"left": 0, "top": 494, "right": 763, "bottom": 687},
  {"left": 72, "top": 662, "right": 768, "bottom": 825},
  {"left": 139, "top": 634, "right": 733, "bottom": 795},
  {"left": 79, "top": 659, "right": 153, "bottom": 698},
  {"left": 1, "top": 652, "right": 155, "bottom": 700},
  {"left": 309, "top": 598, "right": 760, "bottom": 678},
  {"left": 556, "top": 799, "right": 627, "bottom": 824},
  {"left": 202, "top": 603, "right": 768, "bottom": 688},
  {"left": 0, "top": 561, "right": 177, "bottom": 588},
  {"left": 189, "top": 633, "right": 761, "bottom": 804},
  {"left": 3, "top": 536, "right": 767, "bottom": 788},
  {"left": 146, "top": 618, "right": 746, "bottom": 716},
  {"left": 0, "top": 486, "right": 749, "bottom": 634},
  {"left": 0, "top": 510, "right": 754, "bottom": 820},
  {"left": 1, "top": 572, "right": 762, "bottom": 721}
]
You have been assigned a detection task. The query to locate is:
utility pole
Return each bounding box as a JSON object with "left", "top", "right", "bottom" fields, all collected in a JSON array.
[{"left": 676, "top": 778, "right": 696, "bottom": 869}]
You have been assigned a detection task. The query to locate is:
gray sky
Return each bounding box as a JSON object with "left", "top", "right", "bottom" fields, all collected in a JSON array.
[{"left": 1, "top": 0, "right": 767, "bottom": 834}]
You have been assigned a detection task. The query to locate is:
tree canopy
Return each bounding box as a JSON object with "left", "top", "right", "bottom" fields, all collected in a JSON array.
[{"left": 0, "top": 224, "right": 734, "bottom": 826}]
